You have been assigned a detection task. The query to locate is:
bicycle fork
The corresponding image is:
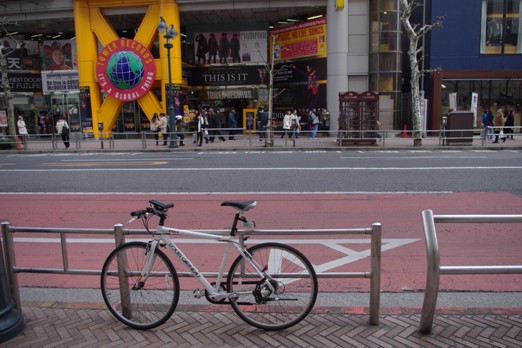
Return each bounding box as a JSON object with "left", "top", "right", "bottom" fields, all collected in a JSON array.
[{"left": 134, "top": 240, "right": 160, "bottom": 289}]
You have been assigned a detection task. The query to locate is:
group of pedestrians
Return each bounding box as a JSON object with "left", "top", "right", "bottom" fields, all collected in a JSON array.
[
  {"left": 482, "top": 108, "right": 515, "bottom": 143},
  {"left": 281, "top": 110, "right": 300, "bottom": 139},
  {"left": 280, "top": 108, "right": 328, "bottom": 140},
  {"left": 17, "top": 113, "right": 70, "bottom": 149},
  {"left": 195, "top": 107, "right": 238, "bottom": 147}
]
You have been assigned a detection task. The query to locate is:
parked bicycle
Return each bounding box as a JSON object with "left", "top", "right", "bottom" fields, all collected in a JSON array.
[{"left": 100, "top": 199, "right": 318, "bottom": 330}]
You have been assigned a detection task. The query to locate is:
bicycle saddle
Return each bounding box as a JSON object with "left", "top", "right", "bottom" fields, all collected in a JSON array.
[
  {"left": 221, "top": 201, "right": 257, "bottom": 212},
  {"left": 149, "top": 200, "right": 174, "bottom": 211}
]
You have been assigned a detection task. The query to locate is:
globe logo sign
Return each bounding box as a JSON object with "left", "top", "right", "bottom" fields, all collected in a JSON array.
[
  {"left": 107, "top": 51, "right": 144, "bottom": 89},
  {"left": 96, "top": 38, "right": 156, "bottom": 101}
]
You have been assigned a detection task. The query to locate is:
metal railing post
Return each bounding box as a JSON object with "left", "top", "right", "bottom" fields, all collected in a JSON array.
[
  {"left": 61, "top": 234, "right": 69, "bottom": 271},
  {"left": 1, "top": 222, "right": 21, "bottom": 311},
  {"left": 113, "top": 223, "right": 131, "bottom": 318},
  {"left": 114, "top": 223, "right": 125, "bottom": 248},
  {"left": 141, "top": 132, "right": 147, "bottom": 150},
  {"left": 369, "top": 222, "right": 381, "bottom": 325},
  {"left": 420, "top": 209, "right": 441, "bottom": 334}
]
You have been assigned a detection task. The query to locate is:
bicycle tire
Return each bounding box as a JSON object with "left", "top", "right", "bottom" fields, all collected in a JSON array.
[
  {"left": 227, "top": 242, "right": 318, "bottom": 330},
  {"left": 100, "top": 241, "right": 180, "bottom": 330}
]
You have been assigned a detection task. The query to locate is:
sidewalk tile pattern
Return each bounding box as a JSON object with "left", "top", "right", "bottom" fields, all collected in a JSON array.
[{"left": 6, "top": 305, "right": 522, "bottom": 347}]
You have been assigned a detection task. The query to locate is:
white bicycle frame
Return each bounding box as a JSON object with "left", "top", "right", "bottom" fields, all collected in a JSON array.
[{"left": 139, "top": 223, "right": 274, "bottom": 301}]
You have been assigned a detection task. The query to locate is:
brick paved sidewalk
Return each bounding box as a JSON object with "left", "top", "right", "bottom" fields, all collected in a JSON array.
[{"left": 6, "top": 302, "right": 522, "bottom": 347}]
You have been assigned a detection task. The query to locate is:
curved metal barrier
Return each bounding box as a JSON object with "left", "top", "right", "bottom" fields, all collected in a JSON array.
[
  {"left": 420, "top": 209, "right": 522, "bottom": 334},
  {"left": 1, "top": 221, "right": 382, "bottom": 325}
]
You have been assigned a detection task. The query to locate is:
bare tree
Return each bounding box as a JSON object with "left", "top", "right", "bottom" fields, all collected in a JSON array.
[
  {"left": 0, "top": 18, "right": 19, "bottom": 148},
  {"left": 258, "top": 34, "right": 289, "bottom": 147},
  {"left": 399, "top": 0, "right": 443, "bottom": 147}
]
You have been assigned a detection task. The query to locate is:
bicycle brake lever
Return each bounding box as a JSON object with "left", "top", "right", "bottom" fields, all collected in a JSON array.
[{"left": 128, "top": 216, "right": 138, "bottom": 223}]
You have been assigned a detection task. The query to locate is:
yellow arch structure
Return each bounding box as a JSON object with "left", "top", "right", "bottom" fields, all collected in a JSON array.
[{"left": 73, "top": 0, "right": 181, "bottom": 135}]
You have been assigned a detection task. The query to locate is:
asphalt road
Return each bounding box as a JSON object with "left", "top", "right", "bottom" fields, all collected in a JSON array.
[{"left": 0, "top": 149, "right": 521, "bottom": 195}]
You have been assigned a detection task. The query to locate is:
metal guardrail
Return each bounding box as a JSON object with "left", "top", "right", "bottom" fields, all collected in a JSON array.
[
  {"left": 2, "top": 127, "right": 519, "bottom": 151},
  {"left": 419, "top": 209, "right": 522, "bottom": 334},
  {"left": 1, "top": 221, "right": 382, "bottom": 325}
]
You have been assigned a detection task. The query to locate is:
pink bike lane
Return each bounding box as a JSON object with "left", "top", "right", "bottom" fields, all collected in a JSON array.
[{"left": 1, "top": 192, "right": 521, "bottom": 293}]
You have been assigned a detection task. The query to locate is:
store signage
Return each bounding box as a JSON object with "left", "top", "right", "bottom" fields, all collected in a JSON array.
[
  {"left": 96, "top": 38, "right": 156, "bottom": 101},
  {"left": 207, "top": 89, "right": 253, "bottom": 100},
  {"left": 191, "top": 65, "right": 268, "bottom": 86},
  {"left": 0, "top": 72, "right": 42, "bottom": 92}
]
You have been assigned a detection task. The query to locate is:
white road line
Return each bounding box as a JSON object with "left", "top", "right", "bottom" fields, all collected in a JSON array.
[
  {"left": 0, "top": 166, "right": 520, "bottom": 172},
  {"left": 339, "top": 156, "right": 485, "bottom": 159}
]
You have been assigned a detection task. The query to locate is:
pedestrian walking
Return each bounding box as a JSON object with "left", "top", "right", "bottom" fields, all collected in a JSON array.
[
  {"left": 227, "top": 107, "right": 238, "bottom": 140},
  {"left": 150, "top": 113, "right": 160, "bottom": 145},
  {"left": 208, "top": 109, "right": 226, "bottom": 142},
  {"left": 196, "top": 111, "right": 209, "bottom": 146},
  {"left": 175, "top": 115, "right": 185, "bottom": 146},
  {"left": 281, "top": 110, "right": 292, "bottom": 139},
  {"left": 492, "top": 108, "right": 506, "bottom": 143},
  {"left": 309, "top": 108, "right": 320, "bottom": 139},
  {"left": 257, "top": 107, "right": 268, "bottom": 141},
  {"left": 55, "top": 114, "right": 70, "bottom": 149},
  {"left": 158, "top": 113, "right": 168, "bottom": 145},
  {"left": 17, "top": 115, "right": 28, "bottom": 146},
  {"left": 292, "top": 109, "right": 300, "bottom": 139}
]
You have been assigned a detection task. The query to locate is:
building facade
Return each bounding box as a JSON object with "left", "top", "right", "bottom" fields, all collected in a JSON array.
[
  {"left": 1, "top": 0, "right": 521, "bottom": 138},
  {"left": 428, "top": 0, "right": 522, "bottom": 131}
]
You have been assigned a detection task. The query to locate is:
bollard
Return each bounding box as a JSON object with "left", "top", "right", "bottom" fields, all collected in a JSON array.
[{"left": 0, "top": 223, "right": 25, "bottom": 342}]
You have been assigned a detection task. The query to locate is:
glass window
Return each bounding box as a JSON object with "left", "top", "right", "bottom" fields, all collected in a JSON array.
[{"left": 481, "top": 0, "right": 522, "bottom": 54}]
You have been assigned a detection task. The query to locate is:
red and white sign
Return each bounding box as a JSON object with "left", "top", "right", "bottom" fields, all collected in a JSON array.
[{"left": 96, "top": 38, "right": 156, "bottom": 101}]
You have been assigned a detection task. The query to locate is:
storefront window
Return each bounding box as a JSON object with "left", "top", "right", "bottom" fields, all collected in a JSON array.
[
  {"left": 441, "top": 79, "right": 521, "bottom": 120},
  {"left": 481, "top": 0, "right": 522, "bottom": 54}
]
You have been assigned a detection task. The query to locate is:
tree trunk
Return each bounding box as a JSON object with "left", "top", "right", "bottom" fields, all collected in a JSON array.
[{"left": 409, "top": 35, "right": 423, "bottom": 147}]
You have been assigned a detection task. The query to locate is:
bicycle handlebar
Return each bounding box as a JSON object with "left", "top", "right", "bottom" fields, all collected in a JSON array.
[{"left": 129, "top": 200, "right": 175, "bottom": 223}]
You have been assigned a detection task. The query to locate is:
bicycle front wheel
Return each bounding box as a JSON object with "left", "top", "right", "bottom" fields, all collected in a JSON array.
[
  {"left": 100, "top": 241, "right": 180, "bottom": 330},
  {"left": 227, "top": 242, "right": 318, "bottom": 330}
]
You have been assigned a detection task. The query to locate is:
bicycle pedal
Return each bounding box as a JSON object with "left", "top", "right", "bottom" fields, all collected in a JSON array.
[{"left": 193, "top": 289, "right": 203, "bottom": 299}]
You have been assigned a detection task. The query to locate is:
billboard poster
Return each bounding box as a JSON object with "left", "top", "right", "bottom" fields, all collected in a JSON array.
[
  {"left": 79, "top": 86, "right": 93, "bottom": 134},
  {"left": 1, "top": 39, "right": 41, "bottom": 71},
  {"left": 41, "top": 39, "right": 76, "bottom": 70},
  {"left": 270, "top": 18, "right": 327, "bottom": 61},
  {"left": 41, "top": 71, "right": 79, "bottom": 93},
  {"left": 193, "top": 30, "right": 267, "bottom": 65},
  {"left": 272, "top": 58, "right": 327, "bottom": 111}
]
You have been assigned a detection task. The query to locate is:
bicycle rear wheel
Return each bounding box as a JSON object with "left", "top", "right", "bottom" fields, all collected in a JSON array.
[
  {"left": 227, "top": 242, "right": 318, "bottom": 330},
  {"left": 100, "top": 241, "right": 180, "bottom": 330}
]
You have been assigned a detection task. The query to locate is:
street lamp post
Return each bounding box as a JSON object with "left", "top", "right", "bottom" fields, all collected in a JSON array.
[{"left": 158, "top": 17, "right": 178, "bottom": 148}]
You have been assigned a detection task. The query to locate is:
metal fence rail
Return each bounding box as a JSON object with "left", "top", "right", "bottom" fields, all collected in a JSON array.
[
  {"left": 1, "top": 221, "right": 382, "bottom": 325},
  {"left": 419, "top": 209, "right": 522, "bottom": 334},
  {"left": 2, "top": 127, "right": 520, "bottom": 151}
]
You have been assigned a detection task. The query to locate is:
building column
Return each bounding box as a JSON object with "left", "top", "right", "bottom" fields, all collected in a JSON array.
[{"left": 326, "top": 1, "right": 349, "bottom": 133}]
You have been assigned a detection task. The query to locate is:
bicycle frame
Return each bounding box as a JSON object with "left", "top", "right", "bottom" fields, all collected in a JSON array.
[{"left": 143, "top": 224, "right": 270, "bottom": 301}]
